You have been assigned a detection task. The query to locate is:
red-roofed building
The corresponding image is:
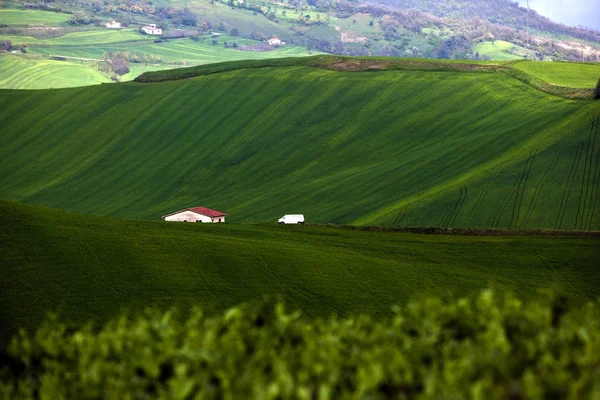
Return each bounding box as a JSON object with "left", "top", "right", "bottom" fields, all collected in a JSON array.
[{"left": 162, "top": 207, "right": 226, "bottom": 223}]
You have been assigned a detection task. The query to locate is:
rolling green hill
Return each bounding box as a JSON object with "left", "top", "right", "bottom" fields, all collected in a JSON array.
[
  {"left": 1, "top": 200, "right": 599, "bottom": 347},
  {"left": 1, "top": 57, "right": 599, "bottom": 229}
]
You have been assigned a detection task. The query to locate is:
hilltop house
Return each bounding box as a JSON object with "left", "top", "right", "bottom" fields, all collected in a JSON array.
[
  {"left": 142, "top": 24, "right": 162, "bottom": 35},
  {"left": 162, "top": 207, "right": 226, "bottom": 223},
  {"left": 267, "top": 37, "right": 282, "bottom": 47},
  {"left": 105, "top": 20, "right": 121, "bottom": 29}
]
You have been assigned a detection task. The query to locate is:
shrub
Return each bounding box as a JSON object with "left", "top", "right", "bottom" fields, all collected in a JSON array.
[
  {"left": 595, "top": 77, "right": 600, "bottom": 100},
  {"left": 1, "top": 290, "right": 599, "bottom": 398}
]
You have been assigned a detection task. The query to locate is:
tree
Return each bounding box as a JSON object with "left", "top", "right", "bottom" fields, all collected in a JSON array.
[
  {"left": 250, "top": 31, "right": 267, "bottom": 41},
  {"left": 595, "top": 78, "right": 600, "bottom": 100},
  {"left": 230, "top": 28, "right": 240, "bottom": 36},
  {"left": 0, "top": 40, "right": 12, "bottom": 52},
  {"left": 111, "top": 53, "right": 129, "bottom": 75},
  {"left": 68, "top": 12, "right": 91, "bottom": 25},
  {"left": 180, "top": 8, "right": 197, "bottom": 26}
]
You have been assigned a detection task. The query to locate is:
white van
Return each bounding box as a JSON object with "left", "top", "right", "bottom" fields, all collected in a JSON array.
[{"left": 278, "top": 214, "right": 305, "bottom": 224}]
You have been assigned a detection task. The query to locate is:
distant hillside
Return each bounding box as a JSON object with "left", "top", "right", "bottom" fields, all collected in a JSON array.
[
  {"left": 1, "top": 57, "right": 599, "bottom": 229},
  {"left": 1, "top": 0, "right": 599, "bottom": 90},
  {"left": 1, "top": 200, "right": 599, "bottom": 347}
]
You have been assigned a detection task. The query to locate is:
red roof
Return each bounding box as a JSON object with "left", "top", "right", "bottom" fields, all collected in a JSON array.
[{"left": 162, "top": 207, "right": 226, "bottom": 218}]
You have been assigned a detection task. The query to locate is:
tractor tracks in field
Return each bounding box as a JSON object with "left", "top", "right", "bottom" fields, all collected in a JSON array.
[
  {"left": 554, "top": 141, "right": 584, "bottom": 230},
  {"left": 393, "top": 207, "right": 408, "bottom": 227},
  {"left": 586, "top": 116, "right": 600, "bottom": 230},
  {"left": 576, "top": 115, "right": 600, "bottom": 231},
  {"left": 467, "top": 176, "right": 497, "bottom": 227},
  {"left": 490, "top": 151, "right": 536, "bottom": 229},
  {"left": 438, "top": 186, "right": 467, "bottom": 228},
  {"left": 508, "top": 150, "right": 537, "bottom": 229},
  {"left": 520, "top": 147, "right": 562, "bottom": 229}
]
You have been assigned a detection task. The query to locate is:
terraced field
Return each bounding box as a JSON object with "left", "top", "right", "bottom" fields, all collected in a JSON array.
[
  {"left": 0, "top": 54, "right": 111, "bottom": 89},
  {"left": 1, "top": 200, "right": 598, "bottom": 346},
  {"left": 30, "top": 36, "right": 316, "bottom": 63},
  {"left": 1, "top": 57, "right": 599, "bottom": 229}
]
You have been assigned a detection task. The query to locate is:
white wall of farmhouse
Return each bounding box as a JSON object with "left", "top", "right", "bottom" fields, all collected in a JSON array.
[{"left": 165, "top": 211, "right": 212, "bottom": 222}]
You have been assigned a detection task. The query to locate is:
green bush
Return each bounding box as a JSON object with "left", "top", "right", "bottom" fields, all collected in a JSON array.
[{"left": 1, "top": 290, "right": 600, "bottom": 399}]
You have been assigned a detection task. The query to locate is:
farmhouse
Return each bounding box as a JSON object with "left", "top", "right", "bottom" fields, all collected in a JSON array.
[
  {"left": 105, "top": 20, "right": 121, "bottom": 29},
  {"left": 142, "top": 24, "right": 163, "bottom": 35},
  {"left": 267, "top": 37, "right": 282, "bottom": 47},
  {"left": 162, "top": 207, "right": 226, "bottom": 223}
]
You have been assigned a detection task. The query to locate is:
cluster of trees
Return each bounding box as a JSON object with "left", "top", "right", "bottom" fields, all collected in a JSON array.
[
  {"left": 0, "top": 40, "right": 27, "bottom": 54},
  {"left": 0, "top": 40, "right": 13, "bottom": 52},
  {"left": 67, "top": 11, "right": 98, "bottom": 25},
  {"left": 100, "top": 51, "right": 130, "bottom": 76},
  {"left": 1, "top": 291, "right": 599, "bottom": 398}
]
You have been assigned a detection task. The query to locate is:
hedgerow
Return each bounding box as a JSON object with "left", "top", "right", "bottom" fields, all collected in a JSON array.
[{"left": 1, "top": 290, "right": 599, "bottom": 399}]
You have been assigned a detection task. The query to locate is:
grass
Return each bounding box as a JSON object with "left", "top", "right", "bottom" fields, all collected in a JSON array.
[
  {"left": 512, "top": 60, "right": 600, "bottom": 88},
  {"left": 0, "top": 9, "right": 70, "bottom": 26},
  {"left": 1, "top": 200, "right": 598, "bottom": 348},
  {"left": 0, "top": 54, "right": 111, "bottom": 89},
  {"left": 1, "top": 58, "right": 599, "bottom": 229},
  {"left": 472, "top": 40, "right": 526, "bottom": 61}
]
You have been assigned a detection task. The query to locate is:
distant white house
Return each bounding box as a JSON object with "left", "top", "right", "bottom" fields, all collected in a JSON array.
[
  {"left": 142, "top": 24, "right": 163, "bottom": 35},
  {"left": 105, "top": 20, "right": 121, "bottom": 29},
  {"left": 162, "top": 207, "right": 226, "bottom": 223},
  {"left": 267, "top": 37, "right": 282, "bottom": 47}
]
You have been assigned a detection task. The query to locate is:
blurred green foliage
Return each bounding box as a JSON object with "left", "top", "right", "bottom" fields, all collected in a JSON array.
[{"left": 1, "top": 290, "right": 599, "bottom": 399}]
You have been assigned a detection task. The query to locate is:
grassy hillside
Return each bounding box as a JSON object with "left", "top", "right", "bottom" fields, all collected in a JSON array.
[
  {"left": 0, "top": 54, "right": 111, "bottom": 89},
  {"left": 512, "top": 60, "right": 600, "bottom": 88},
  {"left": 1, "top": 57, "right": 599, "bottom": 229},
  {"left": 1, "top": 200, "right": 599, "bottom": 347},
  {"left": 472, "top": 40, "right": 530, "bottom": 61},
  {"left": 0, "top": 9, "right": 70, "bottom": 25}
]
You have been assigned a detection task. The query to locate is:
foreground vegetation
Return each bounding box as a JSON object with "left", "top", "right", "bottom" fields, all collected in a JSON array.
[
  {"left": 1, "top": 291, "right": 599, "bottom": 398},
  {"left": 1, "top": 200, "right": 599, "bottom": 348},
  {"left": 1, "top": 57, "right": 599, "bottom": 229}
]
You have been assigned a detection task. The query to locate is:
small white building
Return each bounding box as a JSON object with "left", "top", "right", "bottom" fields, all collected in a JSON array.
[
  {"left": 142, "top": 24, "right": 163, "bottom": 35},
  {"left": 105, "top": 20, "right": 121, "bottom": 29},
  {"left": 267, "top": 37, "right": 282, "bottom": 47},
  {"left": 162, "top": 206, "right": 226, "bottom": 223}
]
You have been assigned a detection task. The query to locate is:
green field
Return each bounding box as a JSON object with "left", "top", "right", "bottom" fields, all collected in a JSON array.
[
  {"left": 42, "top": 29, "right": 151, "bottom": 45},
  {"left": 0, "top": 54, "right": 111, "bottom": 89},
  {"left": 0, "top": 9, "right": 70, "bottom": 26},
  {"left": 512, "top": 60, "right": 600, "bottom": 88},
  {"left": 473, "top": 40, "right": 526, "bottom": 61},
  {"left": 0, "top": 31, "right": 316, "bottom": 88},
  {"left": 1, "top": 200, "right": 598, "bottom": 347},
  {"left": 1, "top": 57, "right": 599, "bottom": 229},
  {"left": 30, "top": 36, "right": 316, "bottom": 63}
]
